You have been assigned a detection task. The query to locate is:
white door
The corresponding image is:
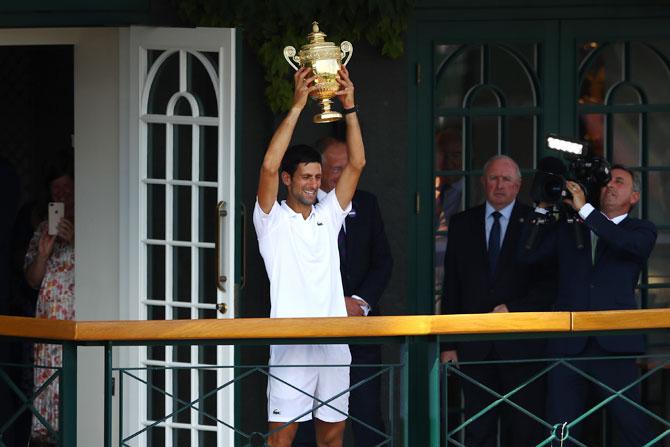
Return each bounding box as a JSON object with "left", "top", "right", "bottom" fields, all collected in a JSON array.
[{"left": 123, "top": 26, "right": 237, "bottom": 446}]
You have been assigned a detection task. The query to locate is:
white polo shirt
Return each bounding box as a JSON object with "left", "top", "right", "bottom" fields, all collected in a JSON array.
[{"left": 253, "top": 190, "right": 351, "bottom": 318}]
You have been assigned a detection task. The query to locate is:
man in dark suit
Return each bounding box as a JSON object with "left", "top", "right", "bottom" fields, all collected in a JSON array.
[
  {"left": 522, "top": 165, "right": 656, "bottom": 446},
  {"left": 295, "top": 137, "right": 393, "bottom": 446},
  {"left": 441, "top": 155, "right": 553, "bottom": 446}
]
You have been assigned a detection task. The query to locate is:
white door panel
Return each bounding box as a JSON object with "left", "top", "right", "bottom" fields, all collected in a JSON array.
[{"left": 123, "top": 26, "right": 236, "bottom": 446}]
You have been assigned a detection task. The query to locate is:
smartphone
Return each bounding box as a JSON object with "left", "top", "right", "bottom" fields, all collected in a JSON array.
[{"left": 48, "top": 202, "right": 64, "bottom": 236}]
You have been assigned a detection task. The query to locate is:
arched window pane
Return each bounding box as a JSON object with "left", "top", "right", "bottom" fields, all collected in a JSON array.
[
  {"left": 187, "top": 52, "right": 219, "bottom": 117},
  {"left": 648, "top": 112, "right": 670, "bottom": 165},
  {"left": 490, "top": 45, "right": 535, "bottom": 107},
  {"left": 469, "top": 87, "right": 500, "bottom": 108},
  {"left": 631, "top": 42, "right": 670, "bottom": 104},
  {"left": 147, "top": 52, "right": 179, "bottom": 114},
  {"left": 435, "top": 45, "right": 479, "bottom": 108},
  {"left": 610, "top": 85, "right": 642, "bottom": 105},
  {"left": 470, "top": 116, "right": 499, "bottom": 169},
  {"left": 507, "top": 115, "right": 535, "bottom": 169},
  {"left": 174, "top": 96, "right": 193, "bottom": 116},
  {"left": 612, "top": 113, "right": 641, "bottom": 166},
  {"left": 578, "top": 42, "right": 620, "bottom": 105}
]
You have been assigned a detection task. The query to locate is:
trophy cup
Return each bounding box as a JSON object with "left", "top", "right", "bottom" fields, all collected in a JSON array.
[{"left": 283, "top": 22, "right": 353, "bottom": 123}]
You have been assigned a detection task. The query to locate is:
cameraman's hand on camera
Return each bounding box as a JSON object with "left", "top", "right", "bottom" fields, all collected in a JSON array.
[{"left": 564, "top": 181, "right": 586, "bottom": 211}]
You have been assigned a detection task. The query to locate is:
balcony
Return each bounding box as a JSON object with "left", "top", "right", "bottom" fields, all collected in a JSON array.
[{"left": 1, "top": 309, "right": 669, "bottom": 446}]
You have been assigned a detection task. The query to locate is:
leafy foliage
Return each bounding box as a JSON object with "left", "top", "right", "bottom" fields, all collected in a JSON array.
[{"left": 177, "top": 0, "right": 413, "bottom": 112}]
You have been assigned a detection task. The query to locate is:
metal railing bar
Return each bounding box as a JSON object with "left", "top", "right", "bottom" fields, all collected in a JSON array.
[
  {"left": 643, "top": 429, "right": 670, "bottom": 447},
  {"left": 141, "top": 300, "right": 218, "bottom": 310},
  {"left": 562, "top": 358, "right": 670, "bottom": 428},
  {"left": 122, "top": 361, "right": 404, "bottom": 371},
  {"left": 445, "top": 360, "right": 555, "bottom": 438},
  {"left": 0, "top": 366, "right": 61, "bottom": 438},
  {"left": 341, "top": 367, "right": 395, "bottom": 439},
  {"left": 141, "top": 420, "right": 218, "bottom": 431},
  {"left": 120, "top": 367, "right": 261, "bottom": 443}
]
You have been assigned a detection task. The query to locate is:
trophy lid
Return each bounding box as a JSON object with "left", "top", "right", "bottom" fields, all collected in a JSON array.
[
  {"left": 307, "top": 22, "right": 327, "bottom": 44},
  {"left": 301, "top": 21, "right": 337, "bottom": 52}
]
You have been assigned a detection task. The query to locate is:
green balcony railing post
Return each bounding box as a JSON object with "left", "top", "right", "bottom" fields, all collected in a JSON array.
[
  {"left": 408, "top": 335, "right": 440, "bottom": 447},
  {"left": 60, "top": 341, "right": 77, "bottom": 447},
  {"left": 104, "top": 343, "right": 113, "bottom": 447},
  {"left": 427, "top": 335, "right": 440, "bottom": 447},
  {"left": 400, "top": 338, "right": 409, "bottom": 446}
]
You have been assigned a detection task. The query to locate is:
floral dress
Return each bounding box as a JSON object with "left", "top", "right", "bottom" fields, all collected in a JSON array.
[{"left": 24, "top": 221, "right": 75, "bottom": 442}]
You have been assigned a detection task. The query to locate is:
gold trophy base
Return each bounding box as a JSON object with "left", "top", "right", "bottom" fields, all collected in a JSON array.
[{"left": 312, "top": 98, "right": 342, "bottom": 123}]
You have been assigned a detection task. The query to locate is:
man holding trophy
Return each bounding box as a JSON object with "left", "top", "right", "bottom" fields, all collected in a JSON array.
[{"left": 253, "top": 61, "right": 365, "bottom": 446}]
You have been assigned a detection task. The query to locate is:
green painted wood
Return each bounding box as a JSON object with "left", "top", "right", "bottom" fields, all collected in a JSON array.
[
  {"left": 60, "top": 342, "right": 77, "bottom": 446},
  {"left": 104, "top": 343, "right": 113, "bottom": 447}
]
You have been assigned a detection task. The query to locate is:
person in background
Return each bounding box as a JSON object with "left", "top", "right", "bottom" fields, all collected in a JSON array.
[
  {"left": 24, "top": 153, "right": 75, "bottom": 447},
  {"left": 522, "top": 166, "right": 656, "bottom": 446},
  {"left": 294, "top": 137, "right": 393, "bottom": 446},
  {"left": 441, "top": 154, "right": 553, "bottom": 446}
]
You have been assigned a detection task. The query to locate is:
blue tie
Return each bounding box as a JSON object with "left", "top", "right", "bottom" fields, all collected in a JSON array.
[
  {"left": 488, "top": 211, "right": 502, "bottom": 274},
  {"left": 338, "top": 225, "right": 347, "bottom": 276}
]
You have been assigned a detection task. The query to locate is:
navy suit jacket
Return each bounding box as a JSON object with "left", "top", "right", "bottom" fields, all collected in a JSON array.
[
  {"left": 522, "top": 208, "right": 657, "bottom": 355},
  {"left": 340, "top": 190, "right": 393, "bottom": 316},
  {"left": 441, "top": 202, "right": 555, "bottom": 360}
]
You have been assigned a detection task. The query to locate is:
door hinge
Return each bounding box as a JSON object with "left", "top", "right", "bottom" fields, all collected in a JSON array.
[
  {"left": 415, "top": 192, "right": 421, "bottom": 214},
  {"left": 416, "top": 63, "right": 421, "bottom": 85}
]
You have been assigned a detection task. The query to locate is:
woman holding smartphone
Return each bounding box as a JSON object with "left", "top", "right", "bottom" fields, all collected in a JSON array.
[{"left": 23, "top": 154, "right": 74, "bottom": 447}]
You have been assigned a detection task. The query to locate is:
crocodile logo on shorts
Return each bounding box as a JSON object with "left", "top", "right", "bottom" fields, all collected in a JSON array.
[{"left": 273, "top": 409, "right": 280, "bottom": 415}]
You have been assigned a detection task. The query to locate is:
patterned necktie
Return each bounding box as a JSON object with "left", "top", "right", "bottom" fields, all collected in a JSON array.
[{"left": 488, "top": 211, "right": 502, "bottom": 274}]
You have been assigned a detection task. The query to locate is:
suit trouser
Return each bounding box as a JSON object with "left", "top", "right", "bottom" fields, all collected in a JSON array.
[
  {"left": 547, "top": 339, "right": 652, "bottom": 447},
  {"left": 455, "top": 353, "right": 547, "bottom": 447},
  {"left": 294, "top": 344, "right": 385, "bottom": 447}
]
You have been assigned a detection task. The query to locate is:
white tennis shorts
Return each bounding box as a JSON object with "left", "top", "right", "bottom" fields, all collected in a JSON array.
[{"left": 267, "top": 344, "right": 351, "bottom": 423}]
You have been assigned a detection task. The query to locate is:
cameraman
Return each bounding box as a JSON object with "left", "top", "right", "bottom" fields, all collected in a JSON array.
[{"left": 523, "top": 165, "right": 657, "bottom": 446}]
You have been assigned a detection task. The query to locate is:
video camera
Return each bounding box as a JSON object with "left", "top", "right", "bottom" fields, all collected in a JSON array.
[
  {"left": 524, "top": 135, "right": 611, "bottom": 251},
  {"left": 530, "top": 134, "right": 611, "bottom": 205}
]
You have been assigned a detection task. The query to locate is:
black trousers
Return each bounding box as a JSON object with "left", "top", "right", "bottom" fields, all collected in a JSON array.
[
  {"left": 450, "top": 353, "right": 547, "bottom": 447},
  {"left": 294, "top": 344, "right": 386, "bottom": 447},
  {"left": 547, "top": 339, "right": 652, "bottom": 447}
]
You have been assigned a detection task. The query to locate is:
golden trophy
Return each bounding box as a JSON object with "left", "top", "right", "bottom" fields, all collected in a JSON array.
[{"left": 283, "top": 21, "right": 353, "bottom": 123}]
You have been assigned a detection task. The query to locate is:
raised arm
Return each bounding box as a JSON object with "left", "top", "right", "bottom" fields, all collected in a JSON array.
[
  {"left": 333, "top": 65, "right": 366, "bottom": 210},
  {"left": 257, "top": 67, "right": 316, "bottom": 213}
]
